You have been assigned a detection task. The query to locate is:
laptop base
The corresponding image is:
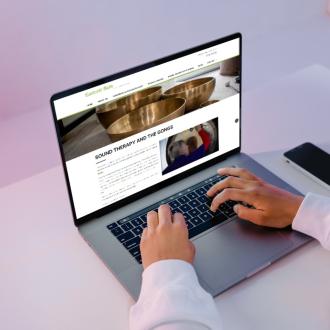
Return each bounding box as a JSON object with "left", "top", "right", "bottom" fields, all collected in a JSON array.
[{"left": 79, "top": 152, "right": 312, "bottom": 299}]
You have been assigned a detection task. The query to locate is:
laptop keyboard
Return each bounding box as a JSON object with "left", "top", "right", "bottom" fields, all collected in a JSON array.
[{"left": 107, "top": 174, "right": 237, "bottom": 264}]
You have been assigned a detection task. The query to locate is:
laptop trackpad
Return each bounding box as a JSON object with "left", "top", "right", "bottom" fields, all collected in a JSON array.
[{"left": 193, "top": 218, "right": 293, "bottom": 295}]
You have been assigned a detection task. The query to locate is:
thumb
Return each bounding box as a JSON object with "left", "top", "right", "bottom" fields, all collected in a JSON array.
[{"left": 233, "top": 204, "right": 263, "bottom": 225}]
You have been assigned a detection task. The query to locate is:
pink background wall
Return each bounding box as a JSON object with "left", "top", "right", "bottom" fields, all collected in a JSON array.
[{"left": 0, "top": 0, "right": 329, "bottom": 187}]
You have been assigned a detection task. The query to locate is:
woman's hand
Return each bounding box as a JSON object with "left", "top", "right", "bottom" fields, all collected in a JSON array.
[
  {"left": 140, "top": 204, "right": 195, "bottom": 269},
  {"left": 207, "top": 167, "right": 303, "bottom": 228}
]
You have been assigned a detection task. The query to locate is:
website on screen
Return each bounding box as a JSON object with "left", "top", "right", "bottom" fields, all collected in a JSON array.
[{"left": 54, "top": 38, "right": 240, "bottom": 218}]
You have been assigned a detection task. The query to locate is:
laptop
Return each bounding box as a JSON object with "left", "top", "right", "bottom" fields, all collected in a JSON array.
[{"left": 50, "top": 33, "right": 311, "bottom": 299}]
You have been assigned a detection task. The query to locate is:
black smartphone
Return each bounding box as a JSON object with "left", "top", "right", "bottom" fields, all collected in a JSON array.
[{"left": 283, "top": 142, "right": 330, "bottom": 189}]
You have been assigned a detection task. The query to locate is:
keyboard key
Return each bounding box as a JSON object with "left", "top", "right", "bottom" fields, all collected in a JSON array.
[
  {"left": 110, "top": 226, "right": 124, "bottom": 237},
  {"left": 118, "top": 217, "right": 131, "bottom": 225},
  {"left": 195, "top": 187, "right": 207, "bottom": 196},
  {"left": 197, "top": 195, "right": 209, "bottom": 204},
  {"left": 212, "top": 175, "right": 225, "bottom": 183},
  {"left": 197, "top": 204, "right": 209, "bottom": 213},
  {"left": 122, "top": 222, "right": 133, "bottom": 231},
  {"left": 205, "top": 197, "right": 212, "bottom": 207},
  {"left": 188, "top": 220, "right": 213, "bottom": 238},
  {"left": 224, "top": 208, "right": 235, "bottom": 217},
  {"left": 178, "top": 196, "right": 190, "bottom": 204},
  {"left": 186, "top": 221, "right": 194, "bottom": 230},
  {"left": 169, "top": 200, "right": 180, "bottom": 209},
  {"left": 187, "top": 208, "right": 200, "bottom": 218},
  {"left": 142, "top": 219, "right": 148, "bottom": 226},
  {"left": 188, "top": 199, "right": 200, "bottom": 208},
  {"left": 123, "top": 236, "right": 140, "bottom": 250},
  {"left": 131, "top": 217, "right": 143, "bottom": 227},
  {"left": 129, "top": 246, "right": 140, "bottom": 258},
  {"left": 117, "top": 231, "right": 134, "bottom": 243},
  {"left": 107, "top": 222, "right": 118, "bottom": 230},
  {"left": 135, "top": 255, "right": 142, "bottom": 264},
  {"left": 191, "top": 216, "right": 203, "bottom": 226},
  {"left": 187, "top": 192, "right": 198, "bottom": 200},
  {"left": 188, "top": 214, "right": 229, "bottom": 239},
  {"left": 214, "top": 212, "right": 229, "bottom": 222},
  {"left": 140, "top": 214, "right": 147, "bottom": 222},
  {"left": 223, "top": 202, "right": 232, "bottom": 210},
  {"left": 226, "top": 200, "right": 236, "bottom": 207},
  {"left": 179, "top": 204, "right": 192, "bottom": 213},
  {"left": 213, "top": 208, "right": 224, "bottom": 217},
  {"left": 219, "top": 203, "right": 229, "bottom": 211},
  {"left": 204, "top": 183, "right": 213, "bottom": 190},
  {"left": 199, "top": 212, "right": 212, "bottom": 222},
  {"left": 181, "top": 212, "right": 189, "bottom": 219},
  {"left": 132, "top": 226, "right": 143, "bottom": 236}
]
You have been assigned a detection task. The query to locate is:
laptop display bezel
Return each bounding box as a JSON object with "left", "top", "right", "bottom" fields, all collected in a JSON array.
[{"left": 50, "top": 33, "right": 242, "bottom": 226}]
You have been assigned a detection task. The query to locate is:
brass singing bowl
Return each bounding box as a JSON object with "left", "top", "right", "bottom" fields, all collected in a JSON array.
[
  {"left": 96, "top": 86, "right": 162, "bottom": 129},
  {"left": 107, "top": 98, "right": 186, "bottom": 142},
  {"left": 163, "top": 77, "right": 215, "bottom": 112},
  {"left": 118, "top": 86, "right": 162, "bottom": 111},
  {"left": 200, "top": 99, "right": 219, "bottom": 108},
  {"left": 96, "top": 102, "right": 129, "bottom": 129}
]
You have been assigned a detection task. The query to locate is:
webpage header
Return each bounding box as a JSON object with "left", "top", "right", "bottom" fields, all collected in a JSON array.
[{"left": 54, "top": 38, "right": 239, "bottom": 120}]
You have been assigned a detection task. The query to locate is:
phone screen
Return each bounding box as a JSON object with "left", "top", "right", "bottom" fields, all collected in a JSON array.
[{"left": 284, "top": 143, "right": 330, "bottom": 185}]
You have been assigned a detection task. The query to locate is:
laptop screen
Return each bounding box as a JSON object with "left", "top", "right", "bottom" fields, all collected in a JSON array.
[{"left": 51, "top": 34, "right": 241, "bottom": 222}]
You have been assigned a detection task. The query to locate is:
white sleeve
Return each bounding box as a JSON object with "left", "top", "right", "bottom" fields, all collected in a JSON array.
[
  {"left": 292, "top": 192, "right": 330, "bottom": 250},
  {"left": 129, "top": 259, "right": 222, "bottom": 330}
]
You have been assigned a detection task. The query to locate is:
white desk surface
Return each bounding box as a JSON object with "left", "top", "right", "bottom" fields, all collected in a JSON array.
[{"left": 1, "top": 65, "right": 330, "bottom": 330}]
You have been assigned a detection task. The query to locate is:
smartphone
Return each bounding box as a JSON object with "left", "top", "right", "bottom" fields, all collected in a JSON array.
[{"left": 283, "top": 142, "right": 330, "bottom": 190}]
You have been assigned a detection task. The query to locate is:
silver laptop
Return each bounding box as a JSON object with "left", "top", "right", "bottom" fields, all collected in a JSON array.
[{"left": 50, "top": 33, "right": 311, "bottom": 299}]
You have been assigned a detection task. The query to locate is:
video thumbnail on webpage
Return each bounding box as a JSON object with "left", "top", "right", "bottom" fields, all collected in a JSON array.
[{"left": 160, "top": 118, "right": 219, "bottom": 175}]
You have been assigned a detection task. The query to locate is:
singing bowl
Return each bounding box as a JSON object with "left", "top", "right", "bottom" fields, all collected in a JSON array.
[
  {"left": 163, "top": 77, "right": 215, "bottom": 112},
  {"left": 107, "top": 98, "right": 186, "bottom": 142},
  {"left": 118, "top": 86, "right": 162, "bottom": 111},
  {"left": 200, "top": 99, "right": 219, "bottom": 108},
  {"left": 96, "top": 102, "right": 129, "bottom": 129},
  {"left": 96, "top": 86, "right": 162, "bottom": 129}
]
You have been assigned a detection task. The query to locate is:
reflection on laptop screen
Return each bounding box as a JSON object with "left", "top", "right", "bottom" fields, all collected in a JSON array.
[{"left": 53, "top": 36, "right": 240, "bottom": 219}]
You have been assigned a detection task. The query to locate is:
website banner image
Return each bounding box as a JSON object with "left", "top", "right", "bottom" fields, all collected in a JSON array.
[{"left": 59, "top": 55, "right": 239, "bottom": 162}]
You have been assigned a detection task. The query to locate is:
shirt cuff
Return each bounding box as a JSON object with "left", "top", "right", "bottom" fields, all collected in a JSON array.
[
  {"left": 292, "top": 192, "right": 330, "bottom": 250},
  {"left": 130, "top": 259, "right": 222, "bottom": 330},
  {"left": 139, "top": 259, "right": 198, "bottom": 299}
]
